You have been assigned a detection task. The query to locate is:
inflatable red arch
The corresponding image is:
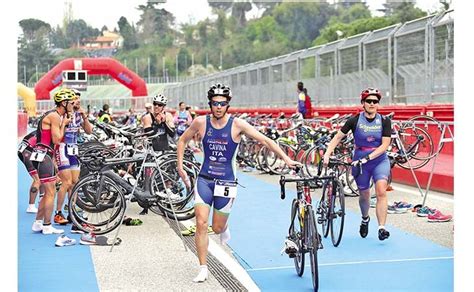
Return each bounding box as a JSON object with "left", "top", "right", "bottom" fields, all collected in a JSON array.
[{"left": 34, "top": 58, "right": 147, "bottom": 100}]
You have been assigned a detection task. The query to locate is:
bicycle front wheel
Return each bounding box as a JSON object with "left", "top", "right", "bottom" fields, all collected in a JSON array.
[
  {"left": 306, "top": 205, "right": 319, "bottom": 291},
  {"left": 289, "top": 199, "right": 305, "bottom": 277},
  {"left": 330, "top": 179, "right": 345, "bottom": 247}
]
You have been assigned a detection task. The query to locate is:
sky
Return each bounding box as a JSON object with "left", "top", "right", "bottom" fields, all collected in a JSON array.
[{"left": 14, "top": 0, "right": 447, "bottom": 34}]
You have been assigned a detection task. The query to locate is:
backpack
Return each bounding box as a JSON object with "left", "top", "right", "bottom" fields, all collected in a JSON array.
[{"left": 304, "top": 94, "right": 313, "bottom": 118}]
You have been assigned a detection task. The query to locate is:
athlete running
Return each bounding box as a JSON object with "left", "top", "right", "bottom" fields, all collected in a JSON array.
[
  {"left": 176, "top": 83, "right": 301, "bottom": 283},
  {"left": 174, "top": 101, "right": 193, "bottom": 138},
  {"left": 323, "top": 87, "right": 391, "bottom": 241},
  {"left": 54, "top": 89, "right": 92, "bottom": 225},
  {"left": 18, "top": 130, "right": 44, "bottom": 213},
  {"left": 31, "top": 88, "right": 76, "bottom": 235}
]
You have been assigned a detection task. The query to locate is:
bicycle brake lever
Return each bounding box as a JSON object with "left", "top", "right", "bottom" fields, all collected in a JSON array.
[{"left": 280, "top": 176, "right": 286, "bottom": 200}]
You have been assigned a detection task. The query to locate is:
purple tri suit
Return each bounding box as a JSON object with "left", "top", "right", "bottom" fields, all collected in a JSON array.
[
  {"left": 196, "top": 115, "right": 239, "bottom": 214},
  {"left": 343, "top": 112, "right": 391, "bottom": 191}
]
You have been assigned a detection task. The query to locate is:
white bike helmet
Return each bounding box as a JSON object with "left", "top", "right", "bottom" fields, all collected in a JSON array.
[{"left": 153, "top": 94, "right": 168, "bottom": 105}]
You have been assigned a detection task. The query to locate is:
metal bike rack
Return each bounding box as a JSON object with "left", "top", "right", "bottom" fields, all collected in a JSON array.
[
  {"left": 109, "top": 140, "right": 189, "bottom": 253},
  {"left": 392, "top": 121, "right": 454, "bottom": 206}
]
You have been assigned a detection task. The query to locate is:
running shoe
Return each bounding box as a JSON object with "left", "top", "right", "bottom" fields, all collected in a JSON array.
[
  {"left": 416, "top": 206, "right": 436, "bottom": 217},
  {"left": 394, "top": 201, "right": 413, "bottom": 210},
  {"left": 378, "top": 228, "right": 390, "bottom": 241},
  {"left": 428, "top": 210, "right": 452, "bottom": 222},
  {"left": 370, "top": 197, "right": 377, "bottom": 208},
  {"left": 387, "top": 204, "right": 408, "bottom": 214},
  {"left": 55, "top": 235, "right": 77, "bottom": 247},
  {"left": 281, "top": 239, "right": 299, "bottom": 257},
  {"left": 181, "top": 225, "right": 215, "bottom": 236},
  {"left": 42, "top": 225, "right": 64, "bottom": 235},
  {"left": 80, "top": 233, "right": 97, "bottom": 245},
  {"left": 359, "top": 216, "right": 370, "bottom": 238},
  {"left": 54, "top": 211, "right": 69, "bottom": 225},
  {"left": 26, "top": 205, "right": 38, "bottom": 213},
  {"left": 71, "top": 223, "right": 99, "bottom": 234},
  {"left": 32, "top": 220, "right": 43, "bottom": 232}
]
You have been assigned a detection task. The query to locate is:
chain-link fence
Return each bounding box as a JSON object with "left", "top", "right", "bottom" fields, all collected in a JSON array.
[{"left": 164, "top": 10, "right": 454, "bottom": 109}]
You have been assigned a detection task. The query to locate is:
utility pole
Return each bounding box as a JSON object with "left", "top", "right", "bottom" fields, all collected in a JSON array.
[
  {"left": 191, "top": 53, "right": 194, "bottom": 78},
  {"left": 162, "top": 57, "right": 166, "bottom": 83}
]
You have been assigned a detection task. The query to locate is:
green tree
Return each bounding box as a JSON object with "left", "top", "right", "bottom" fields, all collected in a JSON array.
[
  {"left": 19, "top": 19, "right": 51, "bottom": 42},
  {"left": 118, "top": 16, "right": 138, "bottom": 50},
  {"left": 50, "top": 25, "right": 68, "bottom": 49},
  {"left": 381, "top": 2, "right": 427, "bottom": 23},
  {"left": 331, "top": 3, "right": 371, "bottom": 24},
  {"left": 272, "top": 2, "right": 337, "bottom": 49},
  {"left": 66, "top": 19, "right": 100, "bottom": 47},
  {"left": 18, "top": 18, "right": 55, "bottom": 82}
]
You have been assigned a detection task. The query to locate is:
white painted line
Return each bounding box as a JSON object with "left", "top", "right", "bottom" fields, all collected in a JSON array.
[
  {"left": 181, "top": 220, "right": 261, "bottom": 292},
  {"left": 246, "top": 256, "right": 453, "bottom": 272},
  {"left": 392, "top": 185, "right": 454, "bottom": 203}
]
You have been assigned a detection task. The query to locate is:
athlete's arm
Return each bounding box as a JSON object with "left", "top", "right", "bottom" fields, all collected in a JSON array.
[
  {"left": 177, "top": 116, "right": 204, "bottom": 188},
  {"left": 79, "top": 110, "right": 93, "bottom": 134},
  {"left": 51, "top": 113, "right": 69, "bottom": 145},
  {"left": 141, "top": 114, "right": 153, "bottom": 135},
  {"left": 237, "top": 118, "right": 300, "bottom": 167},
  {"left": 164, "top": 112, "right": 176, "bottom": 136},
  {"left": 323, "top": 130, "right": 347, "bottom": 164}
]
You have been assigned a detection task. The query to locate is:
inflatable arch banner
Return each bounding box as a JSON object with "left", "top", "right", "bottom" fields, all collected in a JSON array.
[
  {"left": 34, "top": 58, "right": 148, "bottom": 100},
  {"left": 17, "top": 82, "right": 36, "bottom": 117}
]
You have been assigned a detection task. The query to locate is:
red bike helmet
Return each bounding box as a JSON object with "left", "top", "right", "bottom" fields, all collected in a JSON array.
[{"left": 360, "top": 87, "right": 382, "bottom": 101}]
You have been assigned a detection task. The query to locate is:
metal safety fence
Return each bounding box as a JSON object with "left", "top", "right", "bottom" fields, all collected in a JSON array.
[{"left": 163, "top": 10, "right": 453, "bottom": 109}]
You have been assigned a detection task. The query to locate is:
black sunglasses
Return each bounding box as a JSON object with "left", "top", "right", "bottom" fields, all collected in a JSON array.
[
  {"left": 211, "top": 101, "right": 229, "bottom": 107},
  {"left": 153, "top": 102, "right": 165, "bottom": 107},
  {"left": 364, "top": 99, "right": 379, "bottom": 105}
]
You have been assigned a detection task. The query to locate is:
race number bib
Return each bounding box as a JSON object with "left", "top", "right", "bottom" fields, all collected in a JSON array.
[
  {"left": 66, "top": 144, "right": 79, "bottom": 156},
  {"left": 18, "top": 141, "right": 28, "bottom": 153},
  {"left": 30, "top": 149, "right": 47, "bottom": 162},
  {"left": 214, "top": 179, "right": 238, "bottom": 198},
  {"left": 177, "top": 124, "right": 187, "bottom": 132}
]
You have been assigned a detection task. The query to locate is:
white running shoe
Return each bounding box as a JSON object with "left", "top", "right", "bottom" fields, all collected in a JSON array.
[
  {"left": 26, "top": 205, "right": 38, "bottom": 213},
  {"left": 42, "top": 225, "right": 65, "bottom": 235},
  {"left": 157, "top": 191, "right": 181, "bottom": 201},
  {"left": 192, "top": 267, "right": 209, "bottom": 283},
  {"left": 370, "top": 197, "right": 377, "bottom": 208},
  {"left": 32, "top": 220, "right": 43, "bottom": 232},
  {"left": 55, "top": 235, "right": 77, "bottom": 247},
  {"left": 220, "top": 227, "right": 231, "bottom": 245}
]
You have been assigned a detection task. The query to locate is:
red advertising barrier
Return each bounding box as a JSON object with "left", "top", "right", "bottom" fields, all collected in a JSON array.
[
  {"left": 18, "top": 112, "right": 28, "bottom": 138},
  {"left": 193, "top": 104, "right": 454, "bottom": 193}
]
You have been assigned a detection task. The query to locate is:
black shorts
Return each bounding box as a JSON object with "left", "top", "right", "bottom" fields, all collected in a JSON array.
[
  {"left": 18, "top": 146, "right": 38, "bottom": 176},
  {"left": 31, "top": 144, "right": 57, "bottom": 184}
]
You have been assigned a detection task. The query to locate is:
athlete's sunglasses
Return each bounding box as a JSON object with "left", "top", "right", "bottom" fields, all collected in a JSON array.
[
  {"left": 153, "top": 102, "right": 165, "bottom": 107},
  {"left": 364, "top": 99, "right": 379, "bottom": 105},
  {"left": 211, "top": 101, "right": 229, "bottom": 107}
]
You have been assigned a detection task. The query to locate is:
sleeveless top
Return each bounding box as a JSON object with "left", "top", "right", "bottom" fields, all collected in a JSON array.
[
  {"left": 63, "top": 112, "right": 82, "bottom": 145},
  {"left": 353, "top": 112, "right": 386, "bottom": 160},
  {"left": 147, "top": 112, "right": 171, "bottom": 151},
  {"left": 36, "top": 109, "right": 58, "bottom": 149},
  {"left": 23, "top": 130, "right": 37, "bottom": 147},
  {"left": 199, "top": 115, "right": 239, "bottom": 181},
  {"left": 176, "top": 111, "right": 189, "bottom": 134}
]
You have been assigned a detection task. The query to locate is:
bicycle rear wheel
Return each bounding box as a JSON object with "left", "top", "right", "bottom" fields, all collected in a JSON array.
[
  {"left": 68, "top": 174, "right": 126, "bottom": 235},
  {"left": 330, "top": 179, "right": 345, "bottom": 247},
  {"left": 306, "top": 205, "right": 319, "bottom": 291},
  {"left": 289, "top": 199, "right": 305, "bottom": 277}
]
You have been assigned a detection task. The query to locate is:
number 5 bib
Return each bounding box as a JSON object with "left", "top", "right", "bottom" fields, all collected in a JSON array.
[{"left": 214, "top": 179, "right": 238, "bottom": 198}]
